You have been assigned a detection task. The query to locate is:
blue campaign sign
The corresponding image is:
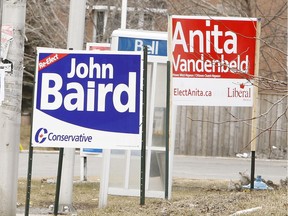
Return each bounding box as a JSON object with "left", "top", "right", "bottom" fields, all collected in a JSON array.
[
  {"left": 32, "top": 49, "right": 142, "bottom": 149},
  {"left": 118, "top": 37, "right": 167, "bottom": 56}
]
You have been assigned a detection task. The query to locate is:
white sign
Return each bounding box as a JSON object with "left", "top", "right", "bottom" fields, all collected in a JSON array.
[{"left": 32, "top": 49, "right": 143, "bottom": 149}]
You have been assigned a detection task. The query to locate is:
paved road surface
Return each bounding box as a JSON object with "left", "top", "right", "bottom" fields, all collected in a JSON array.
[{"left": 18, "top": 151, "right": 287, "bottom": 183}]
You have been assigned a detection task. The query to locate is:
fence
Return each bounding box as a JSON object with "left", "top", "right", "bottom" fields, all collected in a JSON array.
[{"left": 174, "top": 93, "right": 287, "bottom": 159}]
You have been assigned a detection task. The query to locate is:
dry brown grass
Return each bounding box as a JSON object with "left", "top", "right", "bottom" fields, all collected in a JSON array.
[
  {"left": 17, "top": 178, "right": 288, "bottom": 216},
  {"left": 19, "top": 125, "right": 288, "bottom": 215}
]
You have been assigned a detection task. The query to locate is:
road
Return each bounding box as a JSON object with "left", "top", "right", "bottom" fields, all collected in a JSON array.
[{"left": 18, "top": 151, "right": 287, "bottom": 183}]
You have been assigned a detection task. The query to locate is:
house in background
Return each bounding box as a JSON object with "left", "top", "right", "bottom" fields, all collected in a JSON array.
[{"left": 85, "top": 0, "right": 168, "bottom": 43}]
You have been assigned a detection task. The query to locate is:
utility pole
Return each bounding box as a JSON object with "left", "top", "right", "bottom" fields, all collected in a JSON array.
[
  {"left": 121, "top": 0, "right": 127, "bottom": 29},
  {"left": 59, "top": 0, "right": 87, "bottom": 210},
  {"left": 0, "top": 0, "right": 27, "bottom": 215}
]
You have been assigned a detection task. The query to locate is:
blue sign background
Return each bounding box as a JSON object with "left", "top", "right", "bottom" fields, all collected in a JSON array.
[
  {"left": 36, "top": 52, "right": 141, "bottom": 134},
  {"left": 118, "top": 37, "right": 167, "bottom": 56}
]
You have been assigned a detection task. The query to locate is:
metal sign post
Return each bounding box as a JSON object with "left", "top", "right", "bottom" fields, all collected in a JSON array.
[
  {"left": 140, "top": 46, "right": 148, "bottom": 205},
  {"left": 250, "top": 19, "right": 262, "bottom": 190},
  {"left": 54, "top": 148, "right": 64, "bottom": 215},
  {"left": 25, "top": 138, "right": 34, "bottom": 216},
  {"left": 165, "top": 61, "right": 171, "bottom": 199}
]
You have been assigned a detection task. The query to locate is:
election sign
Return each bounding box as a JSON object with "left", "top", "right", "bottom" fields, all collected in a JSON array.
[
  {"left": 171, "top": 16, "right": 260, "bottom": 106},
  {"left": 112, "top": 29, "right": 167, "bottom": 57},
  {"left": 32, "top": 48, "right": 142, "bottom": 149},
  {"left": 118, "top": 37, "right": 167, "bottom": 56}
]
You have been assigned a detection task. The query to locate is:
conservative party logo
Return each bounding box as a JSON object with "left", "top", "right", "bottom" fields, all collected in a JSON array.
[
  {"left": 35, "top": 128, "right": 48, "bottom": 144},
  {"left": 34, "top": 127, "right": 94, "bottom": 144}
]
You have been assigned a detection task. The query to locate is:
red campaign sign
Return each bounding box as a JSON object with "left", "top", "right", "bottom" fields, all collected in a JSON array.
[
  {"left": 86, "top": 43, "right": 111, "bottom": 51},
  {"left": 172, "top": 16, "right": 258, "bottom": 79},
  {"left": 88, "top": 46, "right": 110, "bottom": 51}
]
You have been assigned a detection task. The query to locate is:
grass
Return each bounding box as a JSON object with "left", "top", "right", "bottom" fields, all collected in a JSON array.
[
  {"left": 17, "top": 178, "right": 288, "bottom": 216},
  {"left": 19, "top": 125, "right": 288, "bottom": 215}
]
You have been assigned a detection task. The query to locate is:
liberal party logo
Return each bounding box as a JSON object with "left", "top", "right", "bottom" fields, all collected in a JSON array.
[{"left": 35, "top": 128, "right": 48, "bottom": 143}]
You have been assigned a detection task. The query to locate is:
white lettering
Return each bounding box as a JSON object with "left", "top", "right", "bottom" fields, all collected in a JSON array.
[
  {"left": 224, "top": 31, "right": 237, "bottom": 54},
  {"left": 97, "top": 83, "right": 113, "bottom": 112},
  {"left": 113, "top": 72, "right": 136, "bottom": 113},
  {"left": 87, "top": 81, "right": 95, "bottom": 111},
  {"left": 135, "top": 39, "right": 143, "bottom": 51},
  {"left": 173, "top": 54, "right": 249, "bottom": 74},
  {"left": 67, "top": 57, "right": 114, "bottom": 79},
  {"left": 40, "top": 73, "right": 63, "bottom": 110},
  {"left": 172, "top": 20, "right": 238, "bottom": 54},
  {"left": 172, "top": 21, "right": 188, "bottom": 52},
  {"left": 64, "top": 82, "right": 84, "bottom": 111},
  {"left": 40, "top": 57, "right": 137, "bottom": 113}
]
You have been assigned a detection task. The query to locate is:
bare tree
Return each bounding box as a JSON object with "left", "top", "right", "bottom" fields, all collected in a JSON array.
[
  {"left": 23, "top": 0, "right": 69, "bottom": 111},
  {"left": 23, "top": 0, "right": 287, "bottom": 157},
  {"left": 166, "top": 0, "right": 287, "bottom": 157}
]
